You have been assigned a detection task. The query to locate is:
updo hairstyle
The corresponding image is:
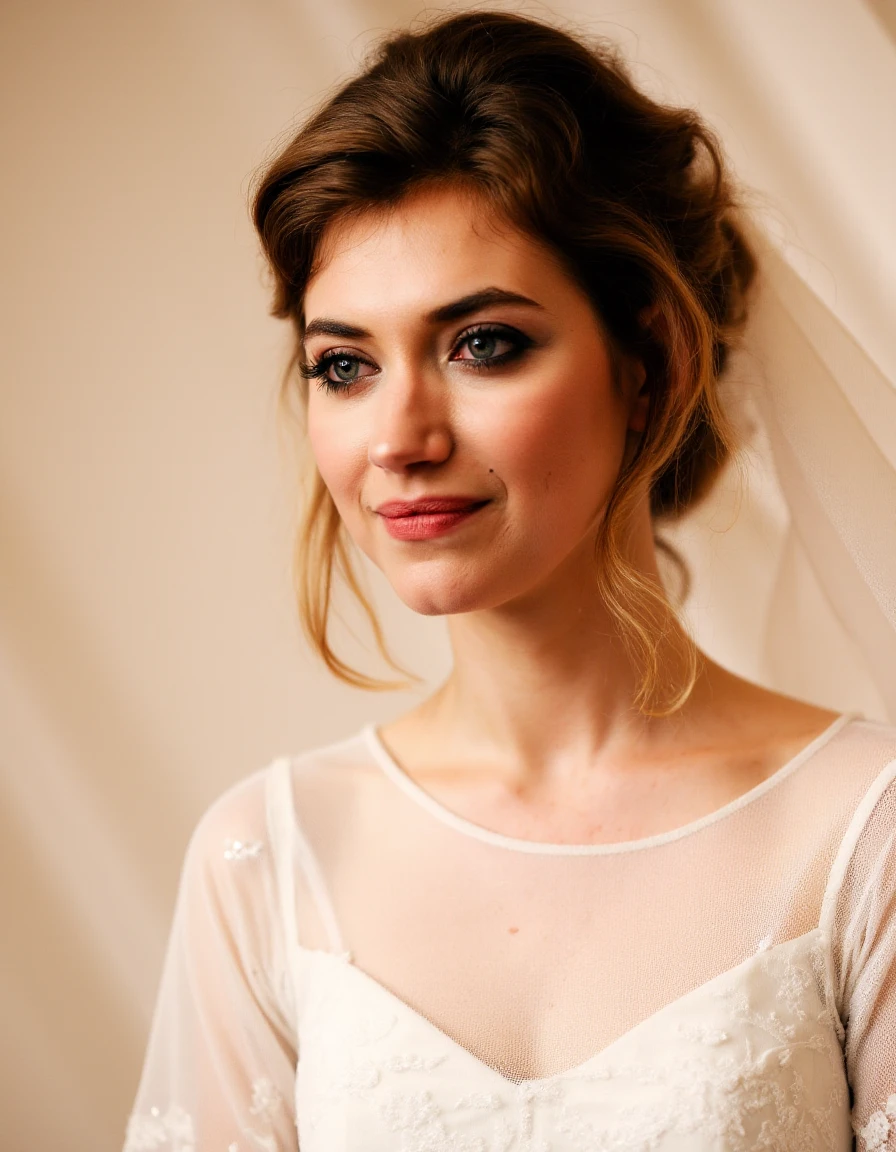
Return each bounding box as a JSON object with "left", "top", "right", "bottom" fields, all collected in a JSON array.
[{"left": 251, "top": 9, "right": 757, "bottom": 710}]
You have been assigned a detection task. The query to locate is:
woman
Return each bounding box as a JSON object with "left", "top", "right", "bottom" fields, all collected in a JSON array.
[{"left": 124, "top": 11, "right": 896, "bottom": 1151}]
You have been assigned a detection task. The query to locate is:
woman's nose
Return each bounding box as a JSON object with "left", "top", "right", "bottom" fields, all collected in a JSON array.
[{"left": 367, "top": 365, "right": 454, "bottom": 472}]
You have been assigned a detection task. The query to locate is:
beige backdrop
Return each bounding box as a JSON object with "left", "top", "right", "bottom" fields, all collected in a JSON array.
[{"left": 2, "top": 1, "right": 895, "bottom": 1148}]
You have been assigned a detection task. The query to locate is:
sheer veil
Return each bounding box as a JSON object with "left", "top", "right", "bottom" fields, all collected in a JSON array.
[
  {"left": 665, "top": 219, "right": 896, "bottom": 724},
  {"left": 635, "top": 1, "right": 896, "bottom": 726}
]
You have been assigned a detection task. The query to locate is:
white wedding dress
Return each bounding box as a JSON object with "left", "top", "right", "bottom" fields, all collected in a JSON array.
[{"left": 124, "top": 712, "right": 896, "bottom": 1152}]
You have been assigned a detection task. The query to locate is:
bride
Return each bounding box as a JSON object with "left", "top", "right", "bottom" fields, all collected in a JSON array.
[{"left": 125, "top": 10, "right": 896, "bottom": 1151}]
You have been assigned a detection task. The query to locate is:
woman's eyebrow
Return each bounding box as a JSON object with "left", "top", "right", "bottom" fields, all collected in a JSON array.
[{"left": 301, "top": 287, "right": 544, "bottom": 341}]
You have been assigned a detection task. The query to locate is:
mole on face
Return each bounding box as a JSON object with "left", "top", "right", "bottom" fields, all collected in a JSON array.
[{"left": 508, "top": 926, "right": 519, "bottom": 934}]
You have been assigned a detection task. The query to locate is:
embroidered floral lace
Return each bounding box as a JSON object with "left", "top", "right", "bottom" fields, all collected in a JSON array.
[{"left": 125, "top": 716, "right": 896, "bottom": 1150}]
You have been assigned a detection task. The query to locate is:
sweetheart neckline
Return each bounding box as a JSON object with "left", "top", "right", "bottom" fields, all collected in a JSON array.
[{"left": 293, "top": 926, "right": 834, "bottom": 1089}]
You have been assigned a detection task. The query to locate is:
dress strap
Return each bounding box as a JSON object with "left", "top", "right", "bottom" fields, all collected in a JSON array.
[
  {"left": 265, "top": 757, "right": 301, "bottom": 953},
  {"left": 265, "top": 756, "right": 347, "bottom": 955}
]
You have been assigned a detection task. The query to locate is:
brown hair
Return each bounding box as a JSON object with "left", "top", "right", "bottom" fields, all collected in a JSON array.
[{"left": 251, "top": 9, "right": 757, "bottom": 709}]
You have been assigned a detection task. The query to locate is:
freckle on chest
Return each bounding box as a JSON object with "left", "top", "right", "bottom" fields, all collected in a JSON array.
[{"left": 508, "top": 926, "right": 519, "bottom": 934}]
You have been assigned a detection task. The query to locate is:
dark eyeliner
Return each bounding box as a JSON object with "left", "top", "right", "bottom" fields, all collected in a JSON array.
[
  {"left": 451, "top": 323, "right": 534, "bottom": 370},
  {"left": 299, "top": 323, "right": 532, "bottom": 393},
  {"left": 297, "top": 350, "right": 374, "bottom": 392}
]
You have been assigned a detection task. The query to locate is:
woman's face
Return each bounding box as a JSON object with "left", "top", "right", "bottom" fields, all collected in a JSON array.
[{"left": 302, "top": 183, "right": 646, "bottom": 617}]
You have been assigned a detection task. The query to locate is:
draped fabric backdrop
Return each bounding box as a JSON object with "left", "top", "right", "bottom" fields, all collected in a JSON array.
[{"left": 2, "top": 1, "right": 894, "bottom": 1148}]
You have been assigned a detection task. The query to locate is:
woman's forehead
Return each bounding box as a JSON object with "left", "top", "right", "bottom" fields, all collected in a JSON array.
[
  {"left": 304, "top": 186, "right": 571, "bottom": 325},
  {"left": 313, "top": 187, "right": 527, "bottom": 274}
]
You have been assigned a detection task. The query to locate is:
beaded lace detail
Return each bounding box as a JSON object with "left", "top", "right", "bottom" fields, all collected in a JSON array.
[
  {"left": 123, "top": 1105, "right": 195, "bottom": 1152},
  {"left": 857, "top": 1096, "right": 896, "bottom": 1151},
  {"left": 223, "top": 838, "right": 264, "bottom": 861},
  {"left": 124, "top": 1078, "right": 283, "bottom": 1152}
]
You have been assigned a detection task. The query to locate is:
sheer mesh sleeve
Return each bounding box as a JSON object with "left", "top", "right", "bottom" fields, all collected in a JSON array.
[
  {"left": 123, "top": 770, "right": 298, "bottom": 1152},
  {"left": 826, "top": 765, "right": 896, "bottom": 1152}
]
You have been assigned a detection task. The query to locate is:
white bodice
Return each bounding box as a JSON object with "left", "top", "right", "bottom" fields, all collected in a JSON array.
[{"left": 294, "top": 930, "right": 852, "bottom": 1151}]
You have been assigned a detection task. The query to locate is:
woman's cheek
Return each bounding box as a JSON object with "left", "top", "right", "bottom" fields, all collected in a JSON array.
[
  {"left": 484, "top": 385, "right": 622, "bottom": 515},
  {"left": 308, "top": 412, "right": 366, "bottom": 518}
]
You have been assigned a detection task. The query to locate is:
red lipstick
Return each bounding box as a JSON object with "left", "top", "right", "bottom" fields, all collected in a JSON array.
[{"left": 375, "top": 496, "right": 491, "bottom": 541}]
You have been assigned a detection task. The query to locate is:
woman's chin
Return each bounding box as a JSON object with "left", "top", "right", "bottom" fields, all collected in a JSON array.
[
  {"left": 389, "top": 573, "right": 507, "bottom": 618},
  {"left": 397, "top": 589, "right": 490, "bottom": 618}
]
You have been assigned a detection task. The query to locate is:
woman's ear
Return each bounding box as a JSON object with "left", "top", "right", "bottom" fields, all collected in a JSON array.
[
  {"left": 621, "top": 358, "right": 649, "bottom": 472},
  {"left": 627, "top": 359, "right": 650, "bottom": 434},
  {"left": 628, "top": 300, "right": 665, "bottom": 435}
]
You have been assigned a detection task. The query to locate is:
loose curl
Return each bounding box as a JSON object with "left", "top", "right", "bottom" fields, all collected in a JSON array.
[{"left": 251, "top": 9, "right": 757, "bottom": 711}]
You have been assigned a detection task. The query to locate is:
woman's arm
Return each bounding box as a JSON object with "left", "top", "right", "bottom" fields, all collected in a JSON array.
[
  {"left": 124, "top": 773, "right": 299, "bottom": 1151},
  {"left": 830, "top": 770, "right": 896, "bottom": 1152}
]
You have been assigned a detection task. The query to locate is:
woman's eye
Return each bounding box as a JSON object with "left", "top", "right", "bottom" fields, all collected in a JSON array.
[
  {"left": 451, "top": 326, "right": 531, "bottom": 368},
  {"left": 300, "top": 326, "right": 531, "bottom": 392},
  {"left": 328, "top": 355, "right": 365, "bottom": 383},
  {"left": 299, "top": 351, "right": 377, "bottom": 392}
]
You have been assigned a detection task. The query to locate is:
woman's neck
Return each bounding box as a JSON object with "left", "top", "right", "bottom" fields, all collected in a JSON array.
[{"left": 421, "top": 545, "right": 673, "bottom": 783}]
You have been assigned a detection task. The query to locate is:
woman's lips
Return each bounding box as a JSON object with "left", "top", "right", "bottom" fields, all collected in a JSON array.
[
  {"left": 379, "top": 501, "right": 490, "bottom": 541},
  {"left": 376, "top": 496, "right": 489, "bottom": 516}
]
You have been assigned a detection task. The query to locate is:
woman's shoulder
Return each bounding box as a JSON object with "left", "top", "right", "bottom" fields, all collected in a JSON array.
[
  {"left": 824, "top": 715, "right": 896, "bottom": 840},
  {"left": 819, "top": 717, "right": 896, "bottom": 977},
  {"left": 785, "top": 713, "right": 896, "bottom": 836},
  {"left": 184, "top": 725, "right": 375, "bottom": 864},
  {"left": 824, "top": 714, "right": 896, "bottom": 786},
  {"left": 704, "top": 669, "right": 896, "bottom": 803}
]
